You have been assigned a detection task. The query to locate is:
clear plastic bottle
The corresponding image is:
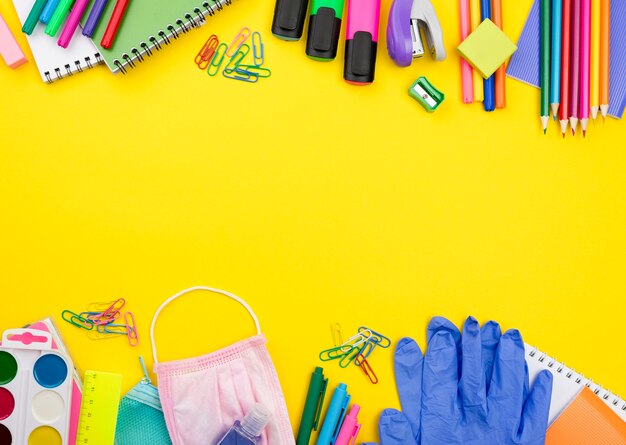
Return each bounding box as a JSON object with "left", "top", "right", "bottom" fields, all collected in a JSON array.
[{"left": 217, "top": 404, "right": 271, "bottom": 445}]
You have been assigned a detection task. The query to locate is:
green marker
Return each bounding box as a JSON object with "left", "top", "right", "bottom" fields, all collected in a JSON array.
[
  {"left": 45, "top": 0, "right": 75, "bottom": 37},
  {"left": 305, "top": 0, "right": 344, "bottom": 61},
  {"left": 22, "top": 0, "right": 49, "bottom": 35},
  {"left": 296, "top": 367, "right": 328, "bottom": 445}
]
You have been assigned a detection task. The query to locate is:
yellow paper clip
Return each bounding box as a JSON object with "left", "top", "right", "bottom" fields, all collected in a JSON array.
[
  {"left": 331, "top": 323, "right": 343, "bottom": 347},
  {"left": 355, "top": 354, "right": 379, "bottom": 384},
  {"left": 226, "top": 27, "right": 251, "bottom": 57},
  {"left": 195, "top": 34, "right": 220, "bottom": 69}
]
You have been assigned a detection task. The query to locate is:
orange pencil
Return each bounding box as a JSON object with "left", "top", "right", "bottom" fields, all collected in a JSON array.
[
  {"left": 599, "top": 0, "right": 610, "bottom": 120},
  {"left": 492, "top": 0, "right": 506, "bottom": 108}
]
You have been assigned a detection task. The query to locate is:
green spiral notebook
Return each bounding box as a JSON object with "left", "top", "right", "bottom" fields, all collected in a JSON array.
[{"left": 87, "top": 0, "right": 237, "bottom": 73}]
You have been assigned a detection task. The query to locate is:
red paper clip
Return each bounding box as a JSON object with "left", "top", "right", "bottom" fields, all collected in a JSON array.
[
  {"left": 226, "top": 27, "right": 251, "bottom": 57},
  {"left": 355, "top": 353, "right": 378, "bottom": 384},
  {"left": 195, "top": 34, "right": 220, "bottom": 69}
]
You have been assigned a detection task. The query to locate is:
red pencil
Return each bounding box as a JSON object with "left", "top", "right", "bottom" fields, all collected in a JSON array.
[
  {"left": 101, "top": 0, "right": 130, "bottom": 49},
  {"left": 559, "top": 0, "right": 572, "bottom": 137},
  {"left": 569, "top": 0, "right": 581, "bottom": 135}
]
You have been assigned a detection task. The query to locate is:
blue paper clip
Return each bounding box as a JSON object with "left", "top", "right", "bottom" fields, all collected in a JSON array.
[
  {"left": 238, "top": 65, "right": 271, "bottom": 78},
  {"left": 223, "top": 44, "right": 250, "bottom": 73},
  {"left": 224, "top": 68, "right": 259, "bottom": 83},
  {"left": 251, "top": 31, "right": 264, "bottom": 66},
  {"left": 353, "top": 338, "right": 378, "bottom": 365},
  {"left": 359, "top": 326, "right": 391, "bottom": 348}
]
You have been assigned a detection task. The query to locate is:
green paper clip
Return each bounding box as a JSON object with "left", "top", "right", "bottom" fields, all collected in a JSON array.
[
  {"left": 339, "top": 346, "right": 359, "bottom": 368},
  {"left": 207, "top": 43, "right": 228, "bottom": 76},
  {"left": 224, "top": 44, "right": 250, "bottom": 74},
  {"left": 319, "top": 345, "right": 348, "bottom": 361},
  {"left": 238, "top": 65, "right": 271, "bottom": 78},
  {"left": 62, "top": 310, "right": 94, "bottom": 330},
  {"left": 408, "top": 76, "right": 445, "bottom": 112}
]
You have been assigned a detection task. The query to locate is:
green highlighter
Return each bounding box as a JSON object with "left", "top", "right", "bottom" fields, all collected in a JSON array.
[
  {"left": 305, "top": 0, "right": 344, "bottom": 60},
  {"left": 45, "top": 0, "right": 75, "bottom": 37},
  {"left": 296, "top": 367, "right": 328, "bottom": 445}
]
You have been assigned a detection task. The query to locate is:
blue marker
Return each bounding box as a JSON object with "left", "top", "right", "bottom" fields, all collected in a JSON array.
[
  {"left": 480, "top": 0, "right": 495, "bottom": 111},
  {"left": 316, "top": 383, "right": 350, "bottom": 445},
  {"left": 39, "top": 0, "right": 61, "bottom": 24}
]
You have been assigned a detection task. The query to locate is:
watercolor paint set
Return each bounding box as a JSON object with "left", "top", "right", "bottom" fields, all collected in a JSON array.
[{"left": 0, "top": 328, "right": 72, "bottom": 445}]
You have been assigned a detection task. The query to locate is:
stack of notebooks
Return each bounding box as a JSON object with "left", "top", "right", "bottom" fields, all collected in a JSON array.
[{"left": 11, "top": 0, "right": 238, "bottom": 82}]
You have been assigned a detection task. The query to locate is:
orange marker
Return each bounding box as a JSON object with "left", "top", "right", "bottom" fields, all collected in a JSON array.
[
  {"left": 491, "top": 0, "right": 506, "bottom": 108},
  {"left": 599, "top": 0, "right": 610, "bottom": 120}
]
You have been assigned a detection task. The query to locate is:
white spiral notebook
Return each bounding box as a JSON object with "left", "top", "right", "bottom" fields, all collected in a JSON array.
[
  {"left": 11, "top": 0, "right": 103, "bottom": 82},
  {"left": 525, "top": 344, "right": 626, "bottom": 425}
]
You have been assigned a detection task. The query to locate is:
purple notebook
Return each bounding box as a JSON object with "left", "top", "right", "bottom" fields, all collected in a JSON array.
[{"left": 507, "top": 0, "right": 625, "bottom": 119}]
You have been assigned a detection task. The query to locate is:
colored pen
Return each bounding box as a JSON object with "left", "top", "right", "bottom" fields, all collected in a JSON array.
[
  {"left": 40, "top": 0, "right": 61, "bottom": 24},
  {"left": 334, "top": 405, "right": 362, "bottom": 445},
  {"left": 569, "top": 0, "right": 581, "bottom": 134},
  {"left": 22, "top": 0, "right": 48, "bottom": 35},
  {"left": 272, "top": 0, "right": 309, "bottom": 40},
  {"left": 469, "top": 0, "right": 483, "bottom": 101},
  {"left": 480, "top": 0, "right": 495, "bottom": 111},
  {"left": 83, "top": 0, "right": 109, "bottom": 38},
  {"left": 58, "top": 0, "right": 90, "bottom": 48},
  {"left": 550, "top": 0, "right": 562, "bottom": 118},
  {"left": 590, "top": 0, "right": 601, "bottom": 120},
  {"left": 579, "top": 0, "right": 591, "bottom": 136},
  {"left": 305, "top": 0, "right": 344, "bottom": 60},
  {"left": 540, "top": 0, "right": 550, "bottom": 133},
  {"left": 296, "top": 367, "right": 328, "bottom": 445},
  {"left": 101, "top": 0, "right": 130, "bottom": 49},
  {"left": 0, "top": 12, "right": 27, "bottom": 68},
  {"left": 559, "top": 0, "right": 572, "bottom": 137},
  {"left": 492, "top": 0, "right": 505, "bottom": 108},
  {"left": 459, "top": 0, "right": 473, "bottom": 103},
  {"left": 315, "top": 383, "right": 350, "bottom": 445},
  {"left": 45, "top": 0, "right": 74, "bottom": 37},
  {"left": 599, "top": 0, "right": 609, "bottom": 120},
  {"left": 343, "top": 0, "right": 380, "bottom": 85}
]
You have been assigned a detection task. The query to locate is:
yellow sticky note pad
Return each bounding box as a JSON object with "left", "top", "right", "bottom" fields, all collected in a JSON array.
[{"left": 457, "top": 19, "right": 517, "bottom": 78}]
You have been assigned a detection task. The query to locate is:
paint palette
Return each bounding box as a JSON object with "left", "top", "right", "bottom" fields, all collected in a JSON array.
[{"left": 0, "top": 328, "right": 72, "bottom": 445}]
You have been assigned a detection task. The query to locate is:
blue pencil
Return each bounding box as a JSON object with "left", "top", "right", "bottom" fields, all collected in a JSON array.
[
  {"left": 480, "top": 0, "right": 495, "bottom": 111},
  {"left": 550, "top": 0, "right": 563, "bottom": 119}
]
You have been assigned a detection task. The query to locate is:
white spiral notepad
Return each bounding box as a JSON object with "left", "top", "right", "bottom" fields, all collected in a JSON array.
[
  {"left": 11, "top": 0, "right": 103, "bottom": 82},
  {"left": 525, "top": 344, "right": 626, "bottom": 425}
]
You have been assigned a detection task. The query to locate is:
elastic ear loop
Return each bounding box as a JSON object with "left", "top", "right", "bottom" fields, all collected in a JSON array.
[{"left": 150, "top": 286, "right": 262, "bottom": 365}]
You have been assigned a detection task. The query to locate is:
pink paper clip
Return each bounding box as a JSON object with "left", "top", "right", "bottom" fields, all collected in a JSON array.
[
  {"left": 355, "top": 353, "right": 378, "bottom": 384},
  {"left": 125, "top": 312, "right": 139, "bottom": 347},
  {"left": 226, "top": 27, "right": 251, "bottom": 57},
  {"left": 101, "top": 298, "right": 126, "bottom": 319}
]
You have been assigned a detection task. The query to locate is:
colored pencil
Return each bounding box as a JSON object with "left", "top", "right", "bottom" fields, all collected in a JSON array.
[
  {"left": 470, "top": 0, "right": 484, "bottom": 102},
  {"left": 580, "top": 0, "right": 591, "bottom": 136},
  {"left": 550, "top": 0, "right": 562, "bottom": 118},
  {"left": 541, "top": 0, "right": 550, "bottom": 132},
  {"left": 559, "top": 0, "right": 572, "bottom": 136},
  {"left": 569, "top": 0, "right": 581, "bottom": 134},
  {"left": 460, "top": 0, "right": 474, "bottom": 104},
  {"left": 492, "top": 0, "right": 506, "bottom": 108},
  {"left": 599, "top": 0, "right": 609, "bottom": 120},
  {"left": 481, "top": 0, "right": 495, "bottom": 111},
  {"left": 590, "top": 0, "right": 601, "bottom": 120}
]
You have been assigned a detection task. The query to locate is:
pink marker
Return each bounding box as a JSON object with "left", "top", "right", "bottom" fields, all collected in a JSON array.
[
  {"left": 579, "top": 0, "right": 591, "bottom": 137},
  {"left": 58, "top": 0, "right": 90, "bottom": 48},
  {"left": 334, "top": 405, "right": 362, "bottom": 445},
  {"left": 0, "top": 12, "right": 27, "bottom": 69},
  {"left": 343, "top": 0, "right": 381, "bottom": 85},
  {"left": 459, "top": 0, "right": 474, "bottom": 104}
]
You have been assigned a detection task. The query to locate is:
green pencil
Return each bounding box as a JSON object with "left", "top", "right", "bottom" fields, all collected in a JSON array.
[
  {"left": 541, "top": 0, "right": 551, "bottom": 134},
  {"left": 45, "top": 0, "right": 75, "bottom": 37}
]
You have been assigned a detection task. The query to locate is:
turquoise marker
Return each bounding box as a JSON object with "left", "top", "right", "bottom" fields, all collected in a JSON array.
[{"left": 315, "top": 383, "right": 350, "bottom": 445}]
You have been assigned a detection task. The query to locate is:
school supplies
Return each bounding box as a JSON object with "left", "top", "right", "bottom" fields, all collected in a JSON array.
[
  {"left": 0, "top": 329, "right": 73, "bottom": 445},
  {"left": 589, "top": 0, "right": 600, "bottom": 120},
  {"left": 44, "top": 0, "right": 73, "bottom": 36},
  {"left": 387, "top": 0, "right": 445, "bottom": 67},
  {"left": 343, "top": 0, "right": 380, "bottom": 84},
  {"left": 115, "top": 357, "right": 172, "bottom": 445},
  {"left": 88, "top": 0, "right": 239, "bottom": 74},
  {"left": 296, "top": 367, "right": 328, "bottom": 445},
  {"left": 58, "top": 0, "right": 91, "bottom": 48},
  {"left": 599, "top": 0, "right": 610, "bottom": 119},
  {"left": 100, "top": 0, "right": 130, "bottom": 49},
  {"left": 492, "top": 0, "right": 506, "bottom": 108},
  {"left": 569, "top": 0, "right": 581, "bottom": 133},
  {"left": 525, "top": 344, "right": 626, "bottom": 426},
  {"left": 549, "top": 0, "right": 561, "bottom": 117},
  {"left": 334, "top": 405, "right": 361, "bottom": 445},
  {"left": 13, "top": 0, "right": 102, "bottom": 82},
  {"left": 459, "top": 0, "right": 473, "bottom": 103},
  {"left": 217, "top": 404, "right": 271, "bottom": 445},
  {"left": 0, "top": 12, "right": 27, "bottom": 68},
  {"left": 21, "top": 0, "right": 47, "bottom": 34},
  {"left": 305, "top": 0, "right": 344, "bottom": 60},
  {"left": 272, "top": 0, "right": 309, "bottom": 40},
  {"left": 83, "top": 0, "right": 110, "bottom": 38},
  {"left": 457, "top": 20, "right": 517, "bottom": 80},
  {"left": 196, "top": 34, "right": 219, "bottom": 69},
  {"left": 76, "top": 371, "right": 123, "bottom": 445},
  {"left": 469, "top": 0, "right": 483, "bottom": 101},
  {"left": 579, "top": 0, "right": 591, "bottom": 135},
  {"left": 252, "top": 31, "right": 264, "bottom": 65},
  {"left": 227, "top": 27, "right": 250, "bottom": 56},
  {"left": 316, "top": 383, "right": 350, "bottom": 445},
  {"left": 559, "top": 0, "right": 572, "bottom": 136},
  {"left": 40, "top": 0, "right": 61, "bottom": 24},
  {"left": 150, "top": 286, "right": 295, "bottom": 445},
  {"left": 540, "top": 0, "right": 550, "bottom": 133},
  {"left": 409, "top": 76, "right": 445, "bottom": 112},
  {"left": 480, "top": 0, "right": 495, "bottom": 111}
]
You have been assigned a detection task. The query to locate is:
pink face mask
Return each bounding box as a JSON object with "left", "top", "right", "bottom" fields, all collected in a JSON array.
[{"left": 149, "top": 287, "right": 296, "bottom": 445}]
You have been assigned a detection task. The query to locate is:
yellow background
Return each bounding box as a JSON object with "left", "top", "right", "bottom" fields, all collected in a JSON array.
[{"left": 1, "top": 0, "right": 625, "bottom": 441}]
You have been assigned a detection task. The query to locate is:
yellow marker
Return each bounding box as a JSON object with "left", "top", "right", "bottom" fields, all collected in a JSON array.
[
  {"left": 590, "top": 0, "right": 601, "bottom": 121},
  {"left": 469, "top": 0, "right": 484, "bottom": 102},
  {"left": 76, "top": 371, "right": 123, "bottom": 445}
]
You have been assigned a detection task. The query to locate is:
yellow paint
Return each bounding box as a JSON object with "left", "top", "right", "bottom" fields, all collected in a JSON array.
[
  {"left": 0, "top": 0, "right": 625, "bottom": 442},
  {"left": 28, "top": 426, "right": 61, "bottom": 445}
]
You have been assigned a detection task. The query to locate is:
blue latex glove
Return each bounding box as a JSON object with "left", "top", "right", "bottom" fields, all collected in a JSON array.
[{"left": 369, "top": 316, "right": 553, "bottom": 445}]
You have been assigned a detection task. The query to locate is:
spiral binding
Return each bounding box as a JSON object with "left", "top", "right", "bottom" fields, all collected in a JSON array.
[
  {"left": 44, "top": 54, "right": 104, "bottom": 83},
  {"left": 111, "top": 0, "right": 235, "bottom": 74},
  {"left": 527, "top": 346, "right": 626, "bottom": 413}
]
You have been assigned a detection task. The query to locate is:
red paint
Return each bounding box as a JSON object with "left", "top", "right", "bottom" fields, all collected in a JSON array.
[{"left": 0, "top": 388, "right": 15, "bottom": 420}]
